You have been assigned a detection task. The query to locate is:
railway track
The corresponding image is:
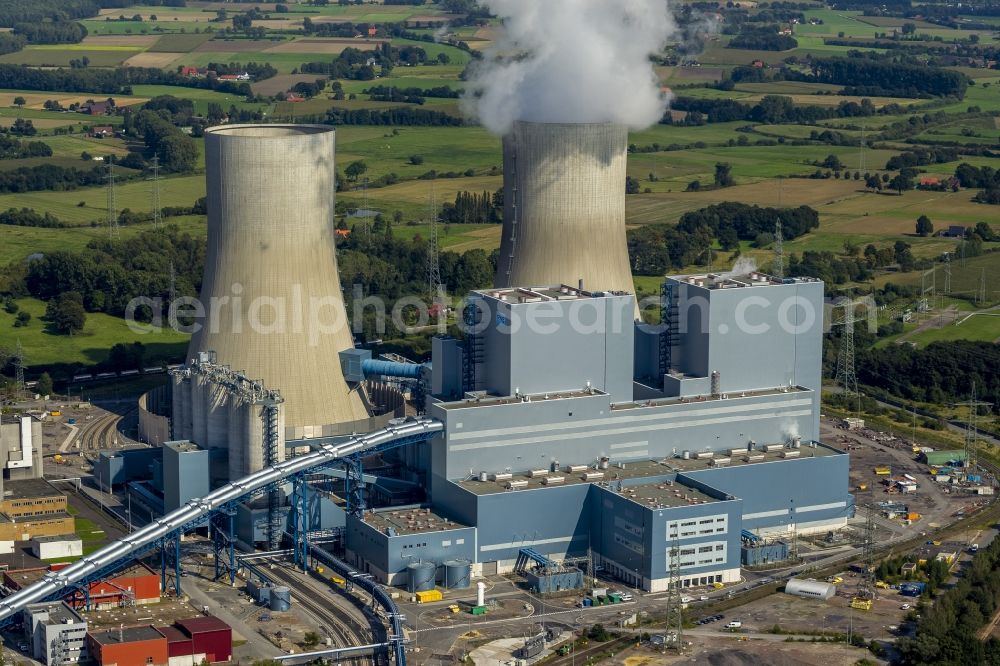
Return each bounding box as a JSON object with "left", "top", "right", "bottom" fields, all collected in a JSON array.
[{"left": 265, "top": 563, "right": 376, "bottom": 663}]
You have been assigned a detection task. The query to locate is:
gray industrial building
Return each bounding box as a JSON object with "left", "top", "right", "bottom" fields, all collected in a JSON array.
[
  {"left": 346, "top": 276, "right": 853, "bottom": 591},
  {"left": 0, "top": 416, "right": 44, "bottom": 491},
  {"left": 23, "top": 602, "right": 87, "bottom": 665}
]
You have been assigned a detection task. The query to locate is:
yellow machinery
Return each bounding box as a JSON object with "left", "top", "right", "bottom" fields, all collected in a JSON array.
[
  {"left": 851, "top": 598, "right": 873, "bottom": 611},
  {"left": 416, "top": 589, "right": 443, "bottom": 604}
]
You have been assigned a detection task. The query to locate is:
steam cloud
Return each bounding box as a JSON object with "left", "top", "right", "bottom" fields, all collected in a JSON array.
[{"left": 463, "top": 0, "right": 677, "bottom": 134}]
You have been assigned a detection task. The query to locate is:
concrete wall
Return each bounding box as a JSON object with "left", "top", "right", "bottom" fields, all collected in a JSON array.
[
  {"left": 138, "top": 386, "right": 171, "bottom": 446},
  {"left": 191, "top": 124, "right": 367, "bottom": 431},
  {"left": 494, "top": 122, "right": 634, "bottom": 303}
]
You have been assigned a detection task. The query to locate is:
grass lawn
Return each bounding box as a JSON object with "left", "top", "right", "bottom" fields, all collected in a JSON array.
[
  {"left": 0, "top": 215, "right": 205, "bottom": 266},
  {"left": 0, "top": 173, "right": 206, "bottom": 225},
  {"left": 905, "top": 312, "right": 1000, "bottom": 346},
  {"left": 129, "top": 85, "right": 269, "bottom": 116},
  {"left": 0, "top": 297, "right": 190, "bottom": 367}
]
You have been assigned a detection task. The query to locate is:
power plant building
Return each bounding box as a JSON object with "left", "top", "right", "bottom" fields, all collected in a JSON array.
[{"left": 346, "top": 275, "right": 853, "bottom": 591}]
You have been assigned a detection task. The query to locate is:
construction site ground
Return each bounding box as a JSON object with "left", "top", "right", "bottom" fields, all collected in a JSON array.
[{"left": 599, "top": 639, "right": 879, "bottom": 666}]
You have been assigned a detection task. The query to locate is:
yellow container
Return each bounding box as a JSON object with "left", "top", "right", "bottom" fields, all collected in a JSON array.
[{"left": 416, "top": 589, "right": 443, "bottom": 603}]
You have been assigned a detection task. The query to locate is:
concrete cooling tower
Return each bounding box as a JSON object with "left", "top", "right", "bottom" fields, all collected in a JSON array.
[
  {"left": 188, "top": 124, "right": 368, "bottom": 434},
  {"left": 495, "top": 121, "right": 634, "bottom": 300}
]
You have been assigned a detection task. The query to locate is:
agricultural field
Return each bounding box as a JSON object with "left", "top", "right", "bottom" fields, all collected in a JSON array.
[{"left": 2, "top": 0, "right": 1000, "bottom": 372}]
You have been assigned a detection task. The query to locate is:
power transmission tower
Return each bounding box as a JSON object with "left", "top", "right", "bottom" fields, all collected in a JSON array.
[
  {"left": 361, "top": 176, "right": 370, "bottom": 239},
  {"left": 150, "top": 155, "right": 162, "bottom": 227},
  {"left": 664, "top": 537, "right": 684, "bottom": 651},
  {"left": 426, "top": 189, "right": 442, "bottom": 303},
  {"left": 106, "top": 160, "right": 118, "bottom": 240},
  {"left": 13, "top": 339, "right": 25, "bottom": 395},
  {"left": 957, "top": 382, "right": 989, "bottom": 480},
  {"left": 835, "top": 299, "right": 859, "bottom": 411},
  {"left": 943, "top": 254, "right": 952, "bottom": 295},
  {"left": 856, "top": 500, "right": 877, "bottom": 601},
  {"left": 168, "top": 261, "right": 177, "bottom": 303},
  {"left": 978, "top": 268, "right": 987, "bottom": 306},
  {"left": 773, "top": 218, "right": 784, "bottom": 279}
]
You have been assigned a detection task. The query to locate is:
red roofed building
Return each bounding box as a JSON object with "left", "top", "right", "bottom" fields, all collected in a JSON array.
[
  {"left": 156, "top": 625, "right": 195, "bottom": 664},
  {"left": 174, "top": 616, "right": 231, "bottom": 663},
  {"left": 180, "top": 66, "right": 201, "bottom": 77}
]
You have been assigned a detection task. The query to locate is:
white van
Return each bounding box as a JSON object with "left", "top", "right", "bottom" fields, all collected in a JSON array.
[{"left": 725, "top": 620, "right": 742, "bottom": 630}]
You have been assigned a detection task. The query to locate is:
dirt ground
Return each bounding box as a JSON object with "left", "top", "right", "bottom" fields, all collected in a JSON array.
[
  {"left": 193, "top": 39, "right": 280, "bottom": 53},
  {"left": 722, "top": 587, "right": 908, "bottom": 640},
  {"left": 614, "top": 640, "right": 880, "bottom": 666},
  {"left": 264, "top": 38, "right": 386, "bottom": 54},
  {"left": 123, "top": 52, "right": 181, "bottom": 68}
]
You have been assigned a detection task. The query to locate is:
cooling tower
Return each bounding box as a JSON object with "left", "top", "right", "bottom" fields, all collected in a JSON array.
[
  {"left": 495, "top": 121, "right": 634, "bottom": 301},
  {"left": 189, "top": 124, "right": 368, "bottom": 431}
]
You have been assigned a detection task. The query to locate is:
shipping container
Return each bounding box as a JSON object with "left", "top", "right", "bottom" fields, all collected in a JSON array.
[{"left": 415, "top": 589, "right": 443, "bottom": 604}]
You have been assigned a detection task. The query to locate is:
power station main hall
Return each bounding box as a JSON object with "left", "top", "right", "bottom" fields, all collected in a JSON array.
[{"left": 145, "top": 123, "right": 852, "bottom": 593}]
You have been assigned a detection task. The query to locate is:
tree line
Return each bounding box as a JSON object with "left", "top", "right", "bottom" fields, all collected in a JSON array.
[
  {"left": 672, "top": 92, "right": 885, "bottom": 126},
  {"left": 898, "top": 536, "right": 1000, "bottom": 664},
  {"left": 0, "top": 63, "right": 253, "bottom": 97},
  {"left": 439, "top": 190, "right": 501, "bottom": 225},
  {"left": 9, "top": 225, "right": 206, "bottom": 319},
  {"left": 0, "top": 136, "right": 52, "bottom": 160},
  {"left": 0, "top": 0, "right": 99, "bottom": 27},
  {"left": 859, "top": 340, "right": 1000, "bottom": 408},
  {"left": 786, "top": 54, "right": 969, "bottom": 99}
]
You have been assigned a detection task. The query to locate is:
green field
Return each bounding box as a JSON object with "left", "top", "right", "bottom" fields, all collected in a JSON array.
[
  {"left": 0, "top": 297, "right": 189, "bottom": 367},
  {"left": 129, "top": 84, "right": 269, "bottom": 116},
  {"left": 906, "top": 312, "right": 1000, "bottom": 346},
  {"left": 0, "top": 47, "right": 139, "bottom": 68},
  {"left": 0, "top": 174, "right": 205, "bottom": 226},
  {"left": 0, "top": 216, "right": 206, "bottom": 266}
]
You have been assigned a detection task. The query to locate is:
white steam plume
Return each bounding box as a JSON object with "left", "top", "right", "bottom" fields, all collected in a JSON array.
[{"left": 463, "top": 0, "right": 677, "bottom": 135}]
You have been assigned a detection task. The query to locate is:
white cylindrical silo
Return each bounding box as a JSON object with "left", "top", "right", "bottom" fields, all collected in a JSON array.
[
  {"left": 205, "top": 381, "right": 229, "bottom": 451},
  {"left": 495, "top": 121, "right": 634, "bottom": 300},
  {"left": 190, "top": 373, "right": 209, "bottom": 448},
  {"left": 170, "top": 373, "right": 191, "bottom": 441},
  {"left": 190, "top": 124, "right": 367, "bottom": 439}
]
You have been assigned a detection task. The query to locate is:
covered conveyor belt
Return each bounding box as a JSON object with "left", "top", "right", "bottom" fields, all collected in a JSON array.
[{"left": 0, "top": 417, "right": 443, "bottom": 624}]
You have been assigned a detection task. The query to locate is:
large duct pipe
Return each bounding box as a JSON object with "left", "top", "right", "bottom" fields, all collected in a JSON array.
[
  {"left": 494, "top": 121, "right": 634, "bottom": 302},
  {"left": 190, "top": 125, "right": 367, "bottom": 436}
]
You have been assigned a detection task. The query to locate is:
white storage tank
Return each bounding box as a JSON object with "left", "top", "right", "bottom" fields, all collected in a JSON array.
[{"left": 784, "top": 578, "right": 835, "bottom": 600}]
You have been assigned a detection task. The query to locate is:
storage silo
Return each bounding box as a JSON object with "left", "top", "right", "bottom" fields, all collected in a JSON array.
[
  {"left": 269, "top": 586, "right": 291, "bottom": 611},
  {"left": 190, "top": 125, "right": 368, "bottom": 448},
  {"left": 495, "top": 121, "right": 634, "bottom": 303},
  {"left": 443, "top": 560, "right": 472, "bottom": 589},
  {"left": 407, "top": 561, "right": 437, "bottom": 593}
]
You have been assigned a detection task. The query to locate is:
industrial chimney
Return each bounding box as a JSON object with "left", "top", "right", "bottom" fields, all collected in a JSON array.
[
  {"left": 189, "top": 124, "right": 367, "bottom": 433},
  {"left": 494, "top": 121, "right": 634, "bottom": 301}
]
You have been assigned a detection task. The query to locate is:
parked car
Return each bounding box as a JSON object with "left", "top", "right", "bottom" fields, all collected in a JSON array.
[{"left": 725, "top": 620, "right": 742, "bottom": 630}]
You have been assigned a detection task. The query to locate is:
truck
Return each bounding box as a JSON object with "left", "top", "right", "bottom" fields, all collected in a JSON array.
[
  {"left": 725, "top": 620, "right": 742, "bottom": 630},
  {"left": 970, "top": 544, "right": 980, "bottom": 553}
]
